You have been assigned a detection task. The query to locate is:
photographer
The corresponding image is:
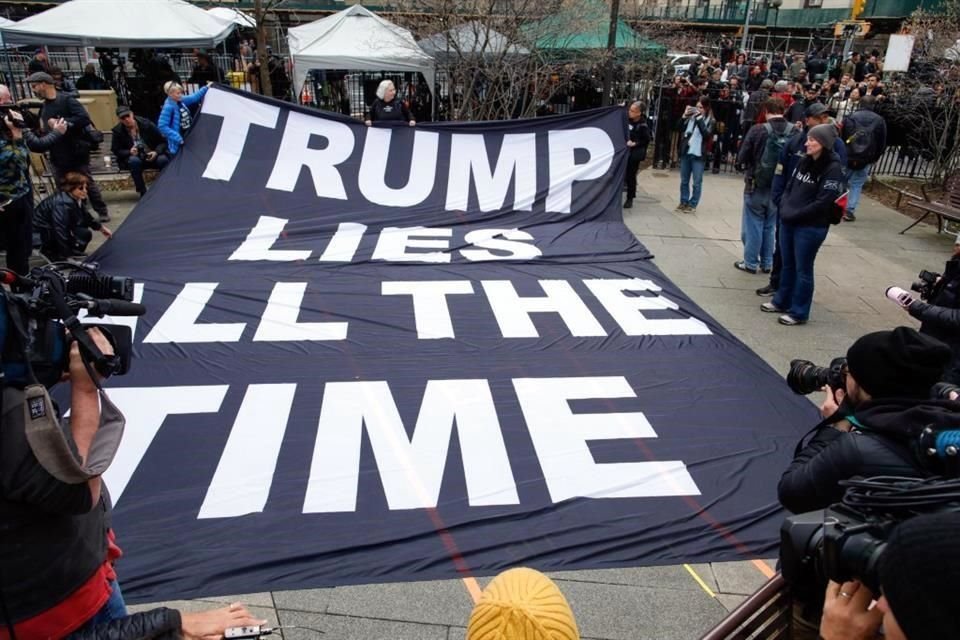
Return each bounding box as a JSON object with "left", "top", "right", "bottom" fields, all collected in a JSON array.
[
  {"left": 0, "top": 328, "right": 127, "bottom": 637},
  {"left": 887, "top": 234, "right": 960, "bottom": 385},
  {"left": 778, "top": 327, "right": 955, "bottom": 515},
  {"left": 820, "top": 511, "right": 960, "bottom": 640},
  {"left": 0, "top": 84, "right": 67, "bottom": 274},
  {"left": 110, "top": 106, "right": 168, "bottom": 198}
]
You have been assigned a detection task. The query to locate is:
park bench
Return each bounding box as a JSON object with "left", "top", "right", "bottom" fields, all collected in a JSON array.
[
  {"left": 901, "top": 171, "right": 960, "bottom": 235},
  {"left": 701, "top": 574, "right": 792, "bottom": 640}
]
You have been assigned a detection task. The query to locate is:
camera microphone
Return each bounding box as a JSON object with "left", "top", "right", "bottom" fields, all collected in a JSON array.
[{"left": 81, "top": 299, "right": 146, "bottom": 317}]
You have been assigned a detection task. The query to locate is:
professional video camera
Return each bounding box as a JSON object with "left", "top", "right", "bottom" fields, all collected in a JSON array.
[
  {"left": 911, "top": 269, "right": 940, "bottom": 301},
  {"left": 786, "top": 357, "right": 847, "bottom": 395},
  {"left": 0, "top": 262, "right": 145, "bottom": 389},
  {"left": 781, "top": 475, "right": 960, "bottom": 600}
]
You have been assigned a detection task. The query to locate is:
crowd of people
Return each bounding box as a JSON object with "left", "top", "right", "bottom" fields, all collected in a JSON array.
[{"left": 633, "top": 46, "right": 893, "bottom": 325}]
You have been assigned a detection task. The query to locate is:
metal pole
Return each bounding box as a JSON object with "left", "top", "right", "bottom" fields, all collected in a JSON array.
[
  {"left": 601, "top": 0, "right": 621, "bottom": 107},
  {"left": 1, "top": 32, "right": 18, "bottom": 101},
  {"left": 740, "top": 1, "right": 753, "bottom": 53}
]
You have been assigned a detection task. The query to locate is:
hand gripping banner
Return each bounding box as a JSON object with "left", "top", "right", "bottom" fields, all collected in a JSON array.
[{"left": 88, "top": 86, "right": 816, "bottom": 602}]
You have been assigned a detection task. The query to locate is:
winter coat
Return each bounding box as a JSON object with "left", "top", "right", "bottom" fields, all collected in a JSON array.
[
  {"left": 38, "top": 92, "right": 93, "bottom": 169},
  {"left": 778, "top": 151, "right": 846, "bottom": 227},
  {"left": 367, "top": 97, "right": 413, "bottom": 123},
  {"left": 778, "top": 399, "right": 960, "bottom": 513},
  {"left": 111, "top": 116, "right": 167, "bottom": 169},
  {"left": 157, "top": 85, "right": 208, "bottom": 155},
  {"left": 909, "top": 258, "right": 960, "bottom": 384},
  {"left": 772, "top": 130, "right": 847, "bottom": 207},
  {"left": 66, "top": 607, "right": 181, "bottom": 640},
  {"left": 33, "top": 190, "right": 101, "bottom": 260},
  {"left": 628, "top": 116, "right": 651, "bottom": 161}
]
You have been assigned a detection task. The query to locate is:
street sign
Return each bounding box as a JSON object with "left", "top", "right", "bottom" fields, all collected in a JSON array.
[{"left": 834, "top": 20, "right": 871, "bottom": 37}]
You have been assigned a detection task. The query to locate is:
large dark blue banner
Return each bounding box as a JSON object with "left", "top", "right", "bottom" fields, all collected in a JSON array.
[{"left": 90, "top": 86, "right": 815, "bottom": 602}]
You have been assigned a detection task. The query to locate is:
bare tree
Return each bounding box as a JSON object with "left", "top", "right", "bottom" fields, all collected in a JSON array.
[{"left": 883, "top": 9, "right": 960, "bottom": 184}]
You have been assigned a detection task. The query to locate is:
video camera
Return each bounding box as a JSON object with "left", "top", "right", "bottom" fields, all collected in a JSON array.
[
  {"left": 780, "top": 475, "right": 960, "bottom": 599},
  {"left": 0, "top": 262, "right": 145, "bottom": 389},
  {"left": 911, "top": 269, "right": 940, "bottom": 301},
  {"left": 0, "top": 104, "right": 24, "bottom": 129}
]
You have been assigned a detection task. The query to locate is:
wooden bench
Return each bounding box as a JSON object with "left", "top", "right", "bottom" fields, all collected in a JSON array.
[
  {"left": 871, "top": 176, "right": 923, "bottom": 209},
  {"left": 701, "top": 574, "right": 792, "bottom": 640},
  {"left": 902, "top": 172, "right": 960, "bottom": 235}
]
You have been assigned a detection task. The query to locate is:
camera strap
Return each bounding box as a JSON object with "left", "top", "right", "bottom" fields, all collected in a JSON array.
[
  {"left": 45, "top": 274, "right": 119, "bottom": 385},
  {"left": 22, "top": 384, "right": 125, "bottom": 484}
]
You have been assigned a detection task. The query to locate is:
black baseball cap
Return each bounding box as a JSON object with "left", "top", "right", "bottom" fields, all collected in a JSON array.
[{"left": 116, "top": 106, "right": 132, "bottom": 118}]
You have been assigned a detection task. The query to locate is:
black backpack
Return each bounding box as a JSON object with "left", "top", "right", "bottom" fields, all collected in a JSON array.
[
  {"left": 844, "top": 111, "right": 886, "bottom": 170},
  {"left": 754, "top": 122, "right": 795, "bottom": 189}
]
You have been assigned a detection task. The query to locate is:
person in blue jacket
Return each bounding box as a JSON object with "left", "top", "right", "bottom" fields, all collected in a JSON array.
[
  {"left": 157, "top": 81, "right": 209, "bottom": 155},
  {"left": 756, "top": 103, "right": 847, "bottom": 297}
]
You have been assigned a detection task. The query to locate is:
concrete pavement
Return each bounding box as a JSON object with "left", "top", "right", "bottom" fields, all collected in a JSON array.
[{"left": 97, "top": 167, "right": 952, "bottom": 639}]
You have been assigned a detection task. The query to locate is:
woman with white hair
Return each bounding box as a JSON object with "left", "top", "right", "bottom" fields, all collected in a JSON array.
[
  {"left": 157, "top": 80, "right": 210, "bottom": 155},
  {"left": 364, "top": 79, "right": 415, "bottom": 127}
]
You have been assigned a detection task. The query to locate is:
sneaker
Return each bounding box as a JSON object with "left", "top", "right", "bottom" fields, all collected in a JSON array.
[
  {"left": 843, "top": 211, "right": 856, "bottom": 222},
  {"left": 755, "top": 284, "right": 777, "bottom": 296},
  {"left": 761, "top": 266, "right": 772, "bottom": 274},
  {"left": 734, "top": 260, "right": 758, "bottom": 274},
  {"left": 675, "top": 203, "right": 689, "bottom": 212},
  {"left": 624, "top": 198, "right": 633, "bottom": 209},
  {"left": 686, "top": 206, "right": 696, "bottom": 214},
  {"left": 761, "top": 301, "right": 785, "bottom": 313},
  {"left": 778, "top": 314, "right": 806, "bottom": 326}
]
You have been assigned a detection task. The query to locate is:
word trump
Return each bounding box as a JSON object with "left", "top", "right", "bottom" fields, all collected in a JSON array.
[
  {"left": 103, "top": 376, "right": 702, "bottom": 516},
  {"left": 199, "top": 88, "right": 617, "bottom": 214}
]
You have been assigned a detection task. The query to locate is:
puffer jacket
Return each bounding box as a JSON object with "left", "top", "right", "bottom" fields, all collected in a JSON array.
[
  {"left": 909, "top": 258, "right": 960, "bottom": 384},
  {"left": 157, "top": 85, "right": 208, "bottom": 155},
  {"left": 67, "top": 607, "right": 181, "bottom": 639},
  {"left": 778, "top": 398, "right": 960, "bottom": 514}
]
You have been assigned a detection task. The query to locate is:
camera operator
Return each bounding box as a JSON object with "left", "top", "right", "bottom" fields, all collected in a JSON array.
[
  {"left": 0, "top": 328, "right": 128, "bottom": 637},
  {"left": 0, "top": 84, "right": 67, "bottom": 274},
  {"left": 819, "top": 510, "right": 960, "bottom": 640},
  {"left": 778, "top": 327, "right": 955, "bottom": 515},
  {"left": 886, "top": 234, "right": 960, "bottom": 385}
]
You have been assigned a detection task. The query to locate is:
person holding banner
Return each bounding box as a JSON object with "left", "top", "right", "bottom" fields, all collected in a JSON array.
[
  {"left": 365, "top": 80, "right": 415, "bottom": 127},
  {"left": 158, "top": 81, "right": 210, "bottom": 156}
]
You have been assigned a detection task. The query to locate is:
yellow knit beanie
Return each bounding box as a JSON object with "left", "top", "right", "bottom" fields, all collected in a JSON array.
[{"left": 465, "top": 568, "right": 580, "bottom": 640}]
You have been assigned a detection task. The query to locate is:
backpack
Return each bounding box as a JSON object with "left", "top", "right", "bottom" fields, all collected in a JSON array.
[
  {"left": 754, "top": 122, "right": 795, "bottom": 189},
  {"left": 844, "top": 111, "right": 885, "bottom": 169}
]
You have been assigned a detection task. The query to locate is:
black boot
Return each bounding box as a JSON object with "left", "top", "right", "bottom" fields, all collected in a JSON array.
[{"left": 624, "top": 198, "right": 633, "bottom": 209}]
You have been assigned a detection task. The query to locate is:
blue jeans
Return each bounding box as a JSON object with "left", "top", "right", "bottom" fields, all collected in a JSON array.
[
  {"left": 741, "top": 188, "right": 777, "bottom": 270},
  {"left": 72, "top": 580, "right": 128, "bottom": 634},
  {"left": 773, "top": 223, "right": 829, "bottom": 321},
  {"left": 127, "top": 154, "right": 170, "bottom": 195},
  {"left": 679, "top": 154, "right": 705, "bottom": 207},
  {"left": 846, "top": 164, "right": 870, "bottom": 214}
]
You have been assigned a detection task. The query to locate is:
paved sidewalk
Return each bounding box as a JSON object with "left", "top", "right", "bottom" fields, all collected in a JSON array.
[{"left": 99, "top": 170, "right": 952, "bottom": 639}]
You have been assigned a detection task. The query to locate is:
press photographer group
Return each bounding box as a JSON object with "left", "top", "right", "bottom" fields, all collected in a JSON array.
[{"left": 767, "top": 235, "right": 960, "bottom": 640}]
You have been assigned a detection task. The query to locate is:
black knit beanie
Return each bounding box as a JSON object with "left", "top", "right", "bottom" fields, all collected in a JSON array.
[
  {"left": 846, "top": 327, "right": 951, "bottom": 399},
  {"left": 879, "top": 511, "right": 960, "bottom": 640}
]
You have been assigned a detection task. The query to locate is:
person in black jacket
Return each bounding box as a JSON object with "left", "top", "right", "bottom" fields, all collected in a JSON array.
[
  {"left": 27, "top": 70, "right": 111, "bottom": 222},
  {"left": 778, "top": 327, "right": 954, "bottom": 515},
  {"left": 676, "top": 96, "right": 714, "bottom": 213},
  {"left": 624, "top": 101, "right": 650, "bottom": 209},
  {"left": 33, "top": 171, "right": 111, "bottom": 261},
  {"left": 111, "top": 106, "right": 169, "bottom": 197},
  {"left": 761, "top": 123, "right": 845, "bottom": 325},
  {"left": 365, "top": 80, "right": 415, "bottom": 127},
  {"left": 886, "top": 236, "right": 960, "bottom": 384},
  {"left": 0, "top": 329, "right": 123, "bottom": 637},
  {"left": 67, "top": 602, "right": 265, "bottom": 639}
]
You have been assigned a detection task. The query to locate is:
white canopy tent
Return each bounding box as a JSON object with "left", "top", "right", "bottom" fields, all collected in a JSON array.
[
  {"left": 0, "top": 0, "right": 235, "bottom": 48},
  {"left": 288, "top": 5, "right": 435, "bottom": 96},
  {"left": 207, "top": 7, "right": 256, "bottom": 30},
  {"left": 418, "top": 21, "right": 528, "bottom": 60},
  {"left": 0, "top": 17, "right": 15, "bottom": 48}
]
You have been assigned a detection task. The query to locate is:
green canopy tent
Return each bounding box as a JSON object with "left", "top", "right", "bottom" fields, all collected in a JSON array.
[{"left": 523, "top": 2, "right": 666, "bottom": 59}]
